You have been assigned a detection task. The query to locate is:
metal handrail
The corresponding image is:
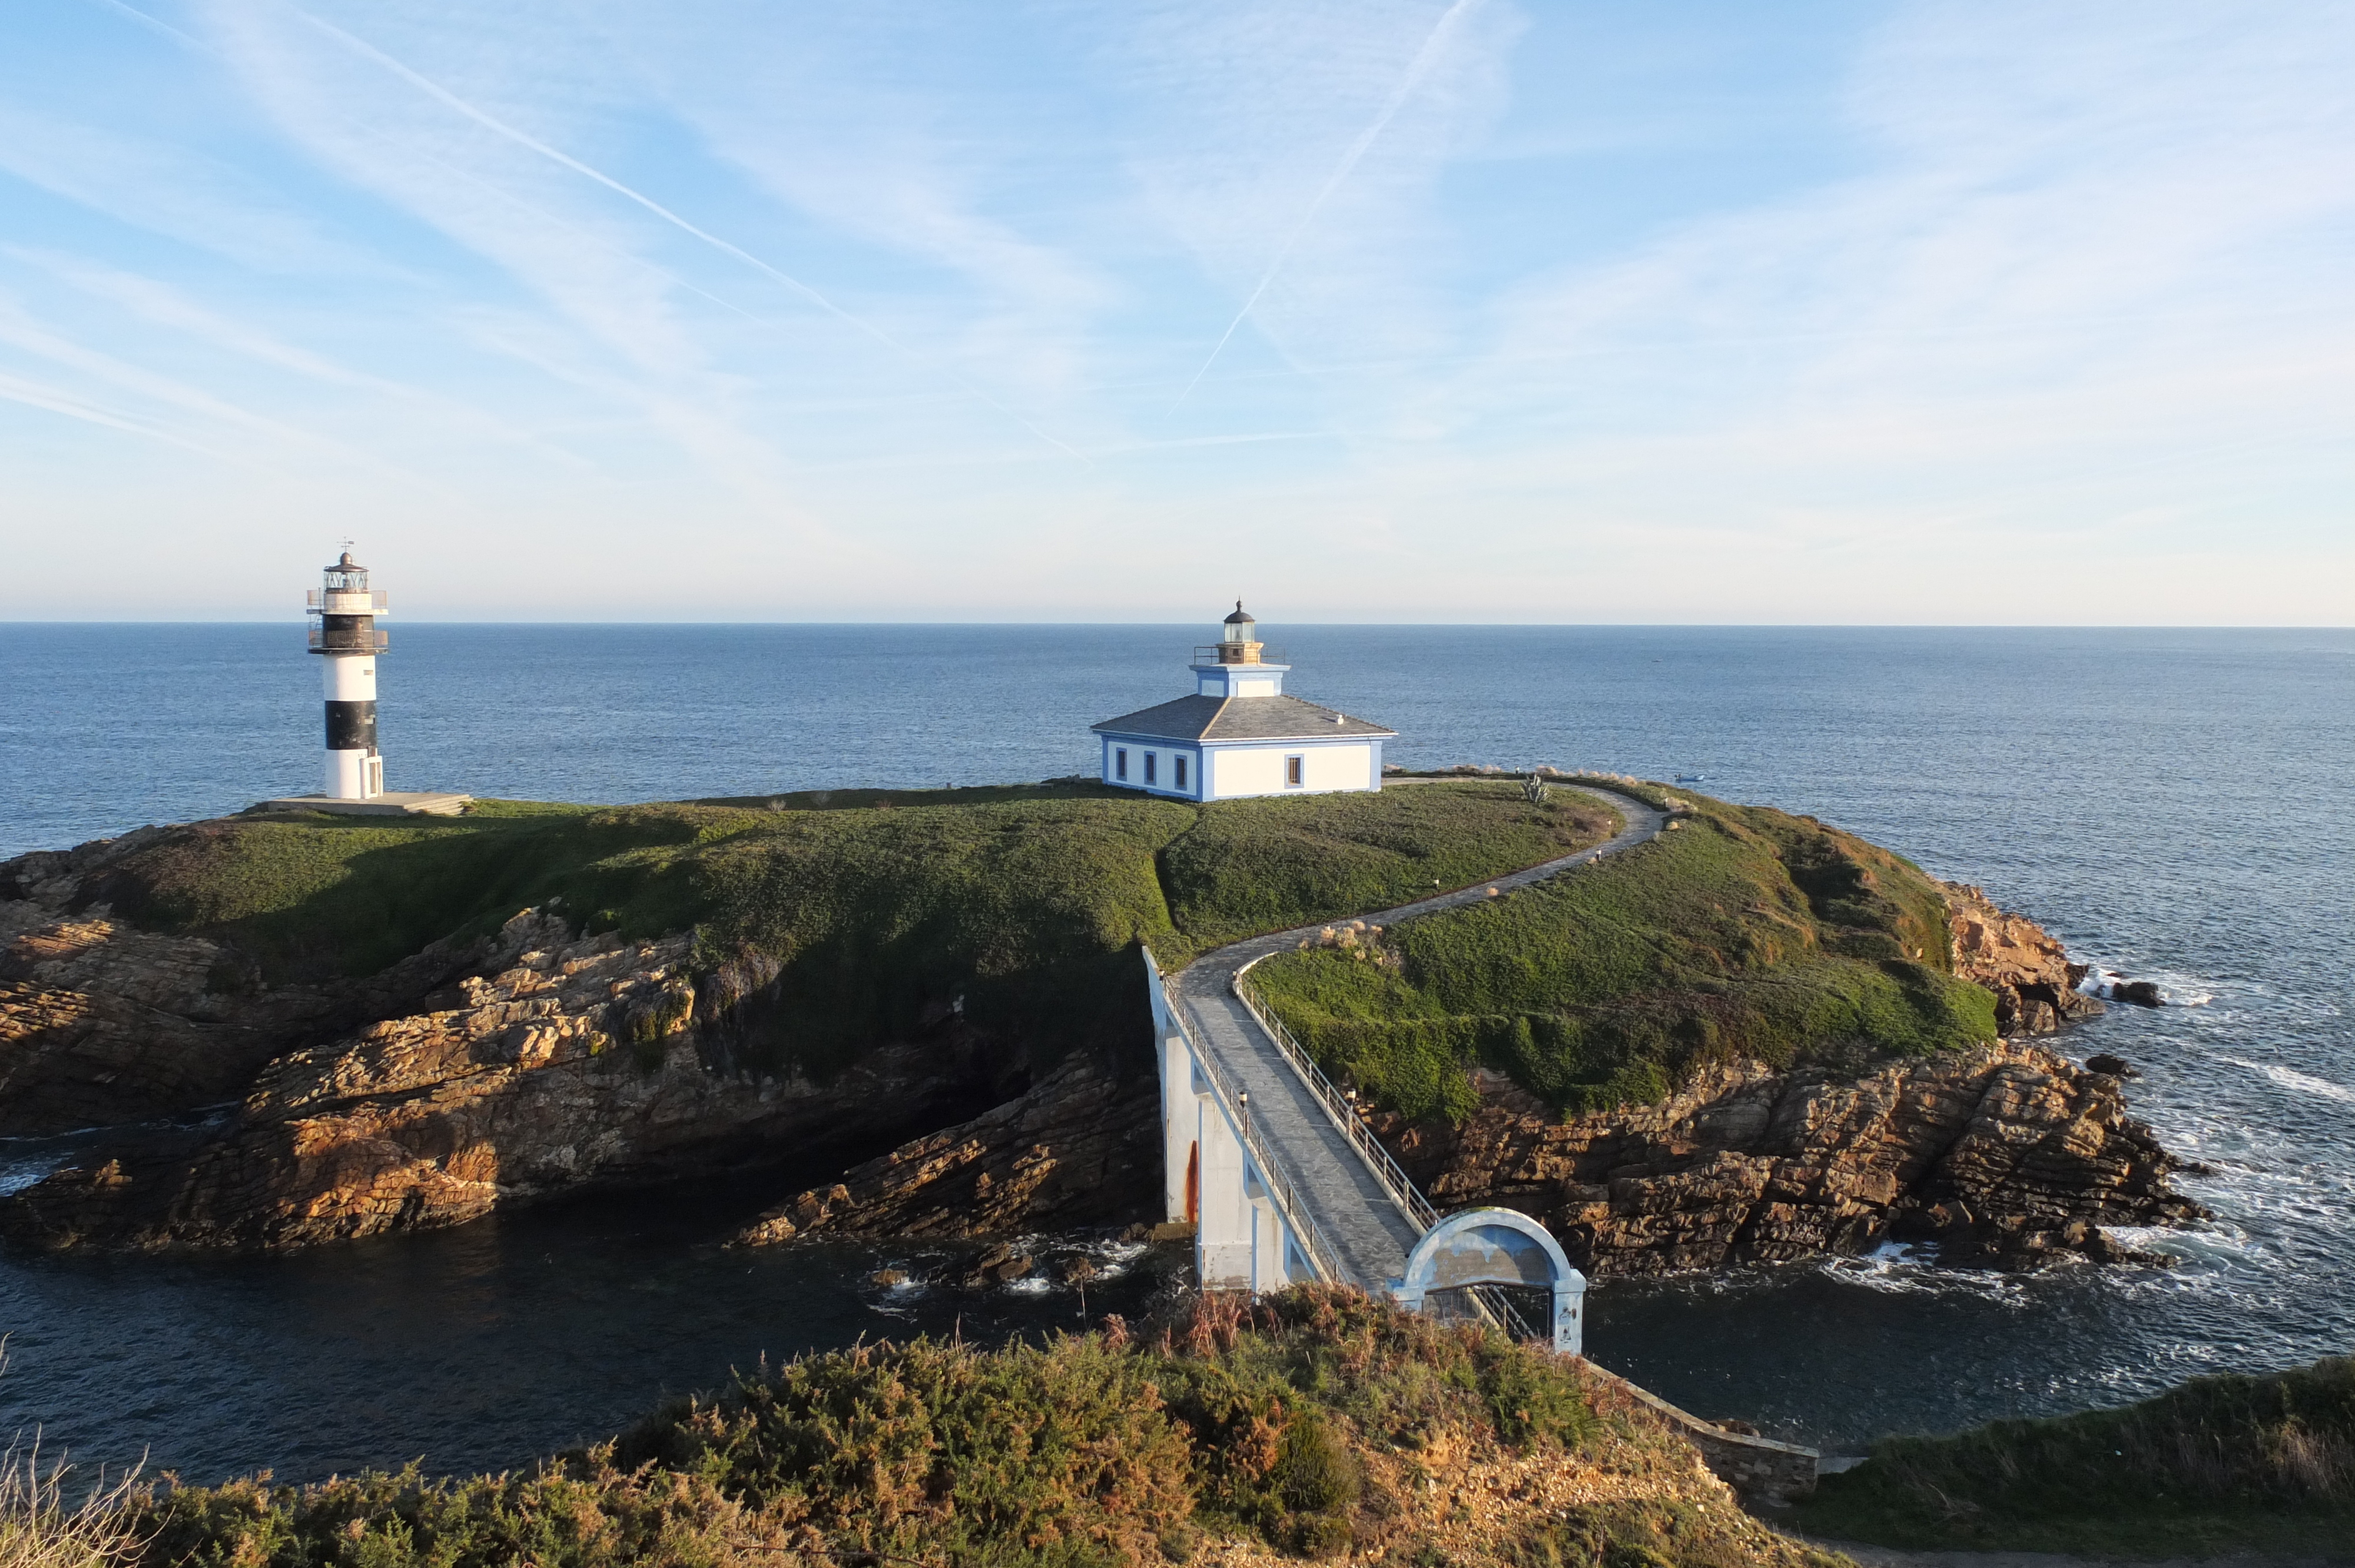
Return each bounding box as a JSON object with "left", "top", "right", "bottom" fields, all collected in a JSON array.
[
  {"left": 1190, "top": 645, "right": 1289, "bottom": 667},
  {"left": 1231, "top": 959, "right": 1440, "bottom": 1233},
  {"left": 1230, "top": 962, "right": 1554, "bottom": 1347},
  {"left": 1471, "top": 1284, "right": 1545, "bottom": 1343},
  {"left": 1161, "top": 999, "right": 1351, "bottom": 1285}
]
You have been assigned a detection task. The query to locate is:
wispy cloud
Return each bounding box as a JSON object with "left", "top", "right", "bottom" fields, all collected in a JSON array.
[{"left": 0, "top": 0, "right": 2347, "bottom": 622}]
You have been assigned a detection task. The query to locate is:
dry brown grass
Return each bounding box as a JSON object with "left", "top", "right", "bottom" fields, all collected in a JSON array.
[{"left": 0, "top": 1439, "right": 144, "bottom": 1568}]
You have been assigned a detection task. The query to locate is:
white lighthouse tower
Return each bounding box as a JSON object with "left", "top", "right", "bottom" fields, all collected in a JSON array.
[
  {"left": 310, "top": 549, "right": 386, "bottom": 799},
  {"left": 259, "top": 549, "right": 469, "bottom": 817}
]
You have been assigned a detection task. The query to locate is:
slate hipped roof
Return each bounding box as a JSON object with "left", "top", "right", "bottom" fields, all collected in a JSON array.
[{"left": 1091, "top": 694, "right": 1395, "bottom": 743}]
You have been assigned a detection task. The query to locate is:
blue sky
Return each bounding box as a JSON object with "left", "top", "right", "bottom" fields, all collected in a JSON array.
[{"left": 1, "top": 0, "right": 2349, "bottom": 623}]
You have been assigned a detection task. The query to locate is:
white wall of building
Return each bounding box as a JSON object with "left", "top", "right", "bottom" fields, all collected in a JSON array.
[
  {"left": 1100, "top": 735, "right": 1204, "bottom": 798},
  {"left": 1202, "top": 739, "right": 1378, "bottom": 800}
]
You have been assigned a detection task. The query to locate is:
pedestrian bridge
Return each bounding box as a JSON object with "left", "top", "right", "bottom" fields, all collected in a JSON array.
[{"left": 1146, "top": 785, "right": 1666, "bottom": 1354}]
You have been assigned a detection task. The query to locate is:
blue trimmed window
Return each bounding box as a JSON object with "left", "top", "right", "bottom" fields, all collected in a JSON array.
[{"left": 1115, "top": 748, "right": 1127, "bottom": 780}]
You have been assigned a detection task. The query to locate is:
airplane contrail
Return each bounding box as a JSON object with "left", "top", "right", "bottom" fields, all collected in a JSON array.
[
  {"left": 278, "top": 3, "right": 1089, "bottom": 463},
  {"left": 1172, "top": 0, "right": 1485, "bottom": 411},
  {"left": 93, "top": 0, "right": 1089, "bottom": 463}
]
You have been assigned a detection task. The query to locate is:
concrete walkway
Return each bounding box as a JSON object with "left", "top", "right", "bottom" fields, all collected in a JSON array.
[{"left": 1167, "top": 784, "right": 1667, "bottom": 1288}]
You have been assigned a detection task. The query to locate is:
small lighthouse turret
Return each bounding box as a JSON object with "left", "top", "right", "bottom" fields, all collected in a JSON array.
[{"left": 307, "top": 550, "right": 388, "bottom": 799}]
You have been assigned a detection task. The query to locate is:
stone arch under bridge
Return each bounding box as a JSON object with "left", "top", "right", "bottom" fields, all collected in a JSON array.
[{"left": 1389, "top": 1207, "right": 1588, "bottom": 1354}]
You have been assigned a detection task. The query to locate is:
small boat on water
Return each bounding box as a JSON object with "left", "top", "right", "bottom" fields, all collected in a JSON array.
[{"left": 1674, "top": 773, "right": 1706, "bottom": 783}]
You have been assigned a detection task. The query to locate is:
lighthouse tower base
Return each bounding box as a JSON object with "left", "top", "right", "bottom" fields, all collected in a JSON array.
[{"left": 253, "top": 790, "right": 474, "bottom": 818}]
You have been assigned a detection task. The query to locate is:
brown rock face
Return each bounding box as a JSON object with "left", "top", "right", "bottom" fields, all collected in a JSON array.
[
  {"left": 1944, "top": 881, "right": 2105, "bottom": 1037},
  {"left": 0, "top": 899, "right": 1079, "bottom": 1251},
  {"left": 1381, "top": 1041, "right": 2199, "bottom": 1274},
  {"left": 0, "top": 837, "right": 511, "bottom": 1137},
  {"left": 728, "top": 1049, "right": 1159, "bottom": 1247}
]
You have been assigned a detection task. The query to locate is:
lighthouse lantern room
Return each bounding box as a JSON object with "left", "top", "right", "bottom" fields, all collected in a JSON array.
[{"left": 259, "top": 549, "right": 470, "bottom": 818}]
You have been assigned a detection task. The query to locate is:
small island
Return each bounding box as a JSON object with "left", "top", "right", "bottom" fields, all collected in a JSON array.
[{"left": 0, "top": 773, "right": 2190, "bottom": 1270}]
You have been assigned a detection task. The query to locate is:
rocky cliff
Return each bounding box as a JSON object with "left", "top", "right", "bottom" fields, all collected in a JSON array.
[
  {"left": 0, "top": 829, "right": 506, "bottom": 1137},
  {"left": 727, "top": 1048, "right": 1160, "bottom": 1247},
  {"left": 1943, "top": 879, "right": 2107, "bottom": 1037},
  {"left": 1379, "top": 1041, "right": 2193, "bottom": 1274},
  {"left": 0, "top": 869, "right": 1099, "bottom": 1250},
  {"left": 1370, "top": 884, "right": 2188, "bottom": 1274}
]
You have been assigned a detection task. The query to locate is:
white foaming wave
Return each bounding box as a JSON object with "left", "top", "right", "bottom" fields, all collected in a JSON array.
[
  {"left": 1001, "top": 1275, "right": 1053, "bottom": 1297},
  {"left": 1818, "top": 1247, "right": 2031, "bottom": 1303},
  {"left": 0, "top": 1160, "right": 57, "bottom": 1197},
  {"left": 2219, "top": 1054, "right": 2355, "bottom": 1105}
]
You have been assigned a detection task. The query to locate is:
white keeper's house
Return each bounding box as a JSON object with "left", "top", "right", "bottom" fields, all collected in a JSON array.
[{"left": 1092, "top": 604, "right": 1395, "bottom": 800}]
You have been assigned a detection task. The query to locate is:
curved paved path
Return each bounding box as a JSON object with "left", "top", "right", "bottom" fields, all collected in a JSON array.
[{"left": 1168, "top": 785, "right": 1667, "bottom": 1288}]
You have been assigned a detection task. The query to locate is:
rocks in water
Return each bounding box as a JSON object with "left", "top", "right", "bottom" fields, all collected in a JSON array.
[
  {"left": 2082, "top": 972, "right": 2167, "bottom": 1006},
  {"left": 1943, "top": 883, "right": 2107, "bottom": 1037},
  {"left": 963, "top": 1242, "right": 1033, "bottom": 1285},
  {"left": 727, "top": 1050, "right": 1159, "bottom": 1248},
  {"left": 2085, "top": 1053, "right": 2137, "bottom": 1078},
  {"left": 1378, "top": 1041, "right": 2204, "bottom": 1276}
]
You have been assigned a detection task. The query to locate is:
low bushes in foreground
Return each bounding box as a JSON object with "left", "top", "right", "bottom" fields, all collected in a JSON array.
[
  {"left": 115, "top": 1290, "right": 1830, "bottom": 1568},
  {"left": 1793, "top": 1355, "right": 2355, "bottom": 1559}
]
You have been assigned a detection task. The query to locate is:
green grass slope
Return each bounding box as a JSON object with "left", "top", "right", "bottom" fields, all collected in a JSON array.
[
  {"left": 1247, "top": 792, "right": 1998, "bottom": 1121},
  {"left": 132, "top": 1290, "right": 1836, "bottom": 1568},
  {"left": 1793, "top": 1356, "right": 2355, "bottom": 1559},
  {"left": 70, "top": 781, "right": 1613, "bottom": 1081}
]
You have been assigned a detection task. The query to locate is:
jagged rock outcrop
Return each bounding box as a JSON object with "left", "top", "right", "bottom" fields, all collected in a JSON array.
[
  {"left": 1943, "top": 881, "right": 2105, "bottom": 1037},
  {"left": 728, "top": 1050, "right": 1159, "bottom": 1247},
  {"left": 0, "top": 906, "right": 1033, "bottom": 1250},
  {"left": 0, "top": 833, "right": 498, "bottom": 1135},
  {"left": 1380, "top": 1041, "right": 2197, "bottom": 1274}
]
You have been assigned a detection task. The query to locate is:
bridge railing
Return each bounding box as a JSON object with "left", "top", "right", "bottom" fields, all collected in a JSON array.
[
  {"left": 1231, "top": 958, "right": 1440, "bottom": 1233},
  {"left": 1160, "top": 989, "right": 1351, "bottom": 1286},
  {"left": 1233, "top": 961, "right": 1554, "bottom": 1347}
]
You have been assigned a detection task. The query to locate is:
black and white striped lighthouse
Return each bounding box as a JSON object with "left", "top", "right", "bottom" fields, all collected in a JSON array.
[{"left": 306, "top": 549, "right": 388, "bottom": 800}]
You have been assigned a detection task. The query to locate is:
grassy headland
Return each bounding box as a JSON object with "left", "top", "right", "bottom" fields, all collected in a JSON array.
[
  {"left": 126, "top": 1288, "right": 1837, "bottom": 1568},
  {"left": 1247, "top": 791, "right": 1996, "bottom": 1120},
  {"left": 69, "top": 780, "right": 1615, "bottom": 1082},
  {"left": 1794, "top": 1356, "right": 2355, "bottom": 1559}
]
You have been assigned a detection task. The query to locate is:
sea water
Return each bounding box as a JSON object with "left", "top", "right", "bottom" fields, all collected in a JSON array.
[{"left": 0, "top": 623, "right": 2349, "bottom": 1476}]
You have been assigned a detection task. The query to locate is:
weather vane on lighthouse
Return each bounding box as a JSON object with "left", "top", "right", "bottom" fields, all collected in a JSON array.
[{"left": 258, "top": 548, "right": 470, "bottom": 818}]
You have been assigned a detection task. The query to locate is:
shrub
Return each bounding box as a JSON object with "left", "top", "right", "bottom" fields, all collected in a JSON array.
[
  {"left": 1794, "top": 1356, "right": 2355, "bottom": 1557},
  {"left": 135, "top": 1289, "right": 1612, "bottom": 1568}
]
